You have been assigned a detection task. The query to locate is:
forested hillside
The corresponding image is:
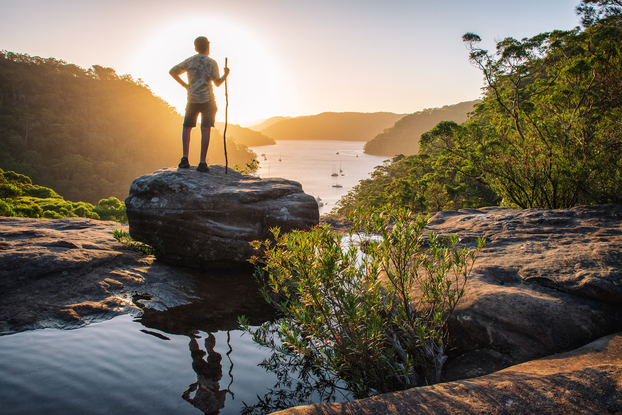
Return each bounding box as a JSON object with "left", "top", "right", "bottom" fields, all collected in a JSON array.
[
  {"left": 260, "top": 112, "right": 405, "bottom": 141},
  {"left": 363, "top": 100, "right": 479, "bottom": 156},
  {"left": 247, "top": 116, "right": 292, "bottom": 132},
  {"left": 0, "top": 52, "right": 256, "bottom": 204},
  {"left": 214, "top": 122, "right": 275, "bottom": 146}
]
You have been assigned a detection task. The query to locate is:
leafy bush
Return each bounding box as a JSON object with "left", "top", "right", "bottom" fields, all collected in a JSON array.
[
  {"left": 23, "top": 185, "right": 62, "bottom": 199},
  {"left": 0, "top": 199, "right": 14, "bottom": 216},
  {"left": 332, "top": 151, "right": 496, "bottom": 217},
  {"left": 242, "top": 206, "right": 484, "bottom": 407},
  {"left": 95, "top": 197, "right": 127, "bottom": 222},
  {"left": 0, "top": 183, "right": 23, "bottom": 198},
  {"left": 232, "top": 159, "right": 260, "bottom": 175},
  {"left": 2, "top": 170, "right": 31, "bottom": 185}
]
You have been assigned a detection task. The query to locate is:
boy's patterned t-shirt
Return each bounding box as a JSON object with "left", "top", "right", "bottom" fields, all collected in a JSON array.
[{"left": 170, "top": 54, "right": 220, "bottom": 104}]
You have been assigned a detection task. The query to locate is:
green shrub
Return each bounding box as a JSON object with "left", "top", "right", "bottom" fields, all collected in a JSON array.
[
  {"left": 42, "top": 210, "right": 62, "bottom": 219},
  {"left": 98, "top": 197, "right": 122, "bottom": 208},
  {"left": 22, "top": 185, "right": 62, "bottom": 199},
  {"left": 242, "top": 205, "right": 484, "bottom": 406},
  {"left": 0, "top": 183, "right": 23, "bottom": 198},
  {"left": 112, "top": 229, "right": 156, "bottom": 255},
  {"left": 0, "top": 170, "right": 122, "bottom": 222},
  {"left": 0, "top": 199, "right": 14, "bottom": 216},
  {"left": 95, "top": 197, "right": 127, "bottom": 222},
  {"left": 11, "top": 201, "right": 43, "bottom": 218},
  {"left": 2, "top": 171, "right": 32, "bottom": 185}
]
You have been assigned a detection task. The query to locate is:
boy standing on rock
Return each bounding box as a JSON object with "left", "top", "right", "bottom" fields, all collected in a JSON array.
[{"left": 170, "top": 36, "right": 229, "bottom": 173}]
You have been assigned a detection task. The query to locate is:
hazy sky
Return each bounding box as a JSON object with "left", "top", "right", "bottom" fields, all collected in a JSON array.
[{"left": 1, "top": 0, "right": 581, "bottom": 124}]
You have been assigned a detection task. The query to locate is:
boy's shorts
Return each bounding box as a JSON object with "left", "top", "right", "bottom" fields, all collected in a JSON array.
[{"left": 183, "top": 100, "right": 217, "bottom": 128}]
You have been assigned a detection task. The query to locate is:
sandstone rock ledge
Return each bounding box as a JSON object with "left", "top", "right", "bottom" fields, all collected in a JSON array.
[
  {"left": 276, "top": 204, "right": 622, "bottom": 415},
  {"left": 274, "top": 332, "right": 622, "bottom": 414},
  {"left": 125, "top": 165, "right": 319, "bottom": 267},
  {"left": 0, "top": 217, "right": 197, "bottom": 334},
  {"left": 0, "top": 216, "right": 275, "bottom": 335}
]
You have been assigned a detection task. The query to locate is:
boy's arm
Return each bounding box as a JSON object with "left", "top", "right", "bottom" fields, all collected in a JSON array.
[
  {"left": 170, "top": 68, "right": 189, "bottom": 89},
  {"left": 213, "top": 67, "right": 230, "bottom": 87}
]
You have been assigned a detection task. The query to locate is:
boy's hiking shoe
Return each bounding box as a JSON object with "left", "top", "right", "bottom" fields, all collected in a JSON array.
[
  {"left": 178, "top": 157, "right": 190, "bottom": 168},
  {"left": 197, "top": 162, "right": 209, "bottom": 173}
]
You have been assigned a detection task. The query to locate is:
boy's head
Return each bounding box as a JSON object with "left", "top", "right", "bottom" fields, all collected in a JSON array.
[{"left": 194, "top": 36, "right": 210, "bottom": 54}]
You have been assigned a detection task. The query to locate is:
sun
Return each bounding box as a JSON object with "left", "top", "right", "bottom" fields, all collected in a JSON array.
[{"left": 127, "top": 17, "right": 292, "bottom": 125}]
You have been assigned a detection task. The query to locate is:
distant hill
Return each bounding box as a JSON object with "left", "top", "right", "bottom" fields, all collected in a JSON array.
[
  {"left": 260, "top": 112, "right": 406, "bottom": 142},
  {"left": 363, "top": 101, "right": 481, "bottom": 156},
  {"left": 246, "top": 116, "right": 292, "bottom": 131},
  {"left": 0, "top": 51, "right": 256, "bottom": 204},
  {"left": 215, "top": 122, "right": 275, "bottom": 146}
]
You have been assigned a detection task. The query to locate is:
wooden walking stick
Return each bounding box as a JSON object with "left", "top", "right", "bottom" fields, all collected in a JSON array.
[{"left": 223, "top": 57, "right": 229, "bottom": 174}]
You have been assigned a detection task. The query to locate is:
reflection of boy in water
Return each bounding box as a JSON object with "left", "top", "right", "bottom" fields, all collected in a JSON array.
[{"left": 182, "top": 333, "right": 228, "bottom": 414}]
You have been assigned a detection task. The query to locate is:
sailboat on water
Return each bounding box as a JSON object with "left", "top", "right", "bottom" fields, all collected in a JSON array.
[
  {"left": 331, "top": 164, "right": 338, "bottom": 177},
  {"left": 332, "top": 173, "right": 343, "bottom": 188}
]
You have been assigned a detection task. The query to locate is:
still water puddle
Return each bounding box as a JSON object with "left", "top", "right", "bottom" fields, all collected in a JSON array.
[
  {"left": 0, "top": 269, "right": 337, "bottom": 414},
  {"left": 0, "top": 316, "right": 268, "bottom": 414}
]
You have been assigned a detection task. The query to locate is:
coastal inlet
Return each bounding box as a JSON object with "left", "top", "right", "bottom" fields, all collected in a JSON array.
[{"left": 250, "top": 140, "right": 387, "bottom": 215}]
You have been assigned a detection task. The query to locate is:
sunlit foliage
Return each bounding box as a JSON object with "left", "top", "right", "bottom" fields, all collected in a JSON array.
[{"left": 460, "top": 7, "right": 622, "bottom": 208}]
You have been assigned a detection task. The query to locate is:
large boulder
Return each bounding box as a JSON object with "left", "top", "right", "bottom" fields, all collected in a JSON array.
[{"left": 125, "top": 165, "right": 319, "bottom": 267}]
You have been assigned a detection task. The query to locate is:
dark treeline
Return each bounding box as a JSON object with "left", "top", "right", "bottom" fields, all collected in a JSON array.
[
  {"left": 334, "top": 0, "right": 622, "bottom": 215},
  {"left": 0, "top": 52, "right": 256, "bottom": 204}
]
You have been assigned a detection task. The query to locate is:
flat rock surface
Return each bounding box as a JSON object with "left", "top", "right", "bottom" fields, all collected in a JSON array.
[
  {"left": 0, "top": 217, "right": 254, "bottom": 334},
  {"left": 424, "top": 205, "right": 622, "bottom": 380},
  {"left": 274, "top": 331, "right": 622, "bottom": 415},
  {"left": 125, "top": 165, "right": 319, "bottom": 267}
]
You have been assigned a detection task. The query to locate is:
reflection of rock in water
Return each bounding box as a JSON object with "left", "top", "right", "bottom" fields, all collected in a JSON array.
[
  {"left": 136, "top": 267, "right": 276, "bottom": 335},
  {"left": 182, "top": 333, "right": 230, "bottom": 414}
]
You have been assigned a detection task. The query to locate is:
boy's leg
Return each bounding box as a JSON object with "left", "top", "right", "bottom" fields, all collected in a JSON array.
[
  {"left": 182, "top": 127, "right": 193, "bottom": 158},
  {"left": 199, "top": 126, "right": 211, "bottom": 164}
]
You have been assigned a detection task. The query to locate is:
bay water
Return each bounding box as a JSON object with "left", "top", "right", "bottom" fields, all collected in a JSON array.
[{"left": 249, "top": 140, "right": 388, "bottom": 215}]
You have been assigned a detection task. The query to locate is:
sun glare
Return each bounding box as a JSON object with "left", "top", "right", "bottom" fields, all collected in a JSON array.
[{"left": 128, "top": 17, "right": 292, "bottom": 125}]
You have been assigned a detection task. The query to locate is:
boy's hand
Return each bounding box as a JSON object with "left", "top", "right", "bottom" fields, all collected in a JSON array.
[{"left": 224, "top": 67, "right": 230, "bottom": 77}]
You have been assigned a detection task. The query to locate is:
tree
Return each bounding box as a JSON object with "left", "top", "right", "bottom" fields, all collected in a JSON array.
[
  {"left": 577, "top": 0, "right": 622, "bottom": 27},
  {"left": 461, "top": 19, "right": 622, "bottom": 208}
]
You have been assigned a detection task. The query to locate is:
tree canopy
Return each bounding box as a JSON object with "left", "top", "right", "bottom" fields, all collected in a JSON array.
[
  {"left": 0, "top": 168, "right": 126, "bottom": 221},
  {"left": 334, "top": 0, "right": 622, "bottom": 215},
  {"left": 458, "top": 5, "right": 622, "bottom": 208}
]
